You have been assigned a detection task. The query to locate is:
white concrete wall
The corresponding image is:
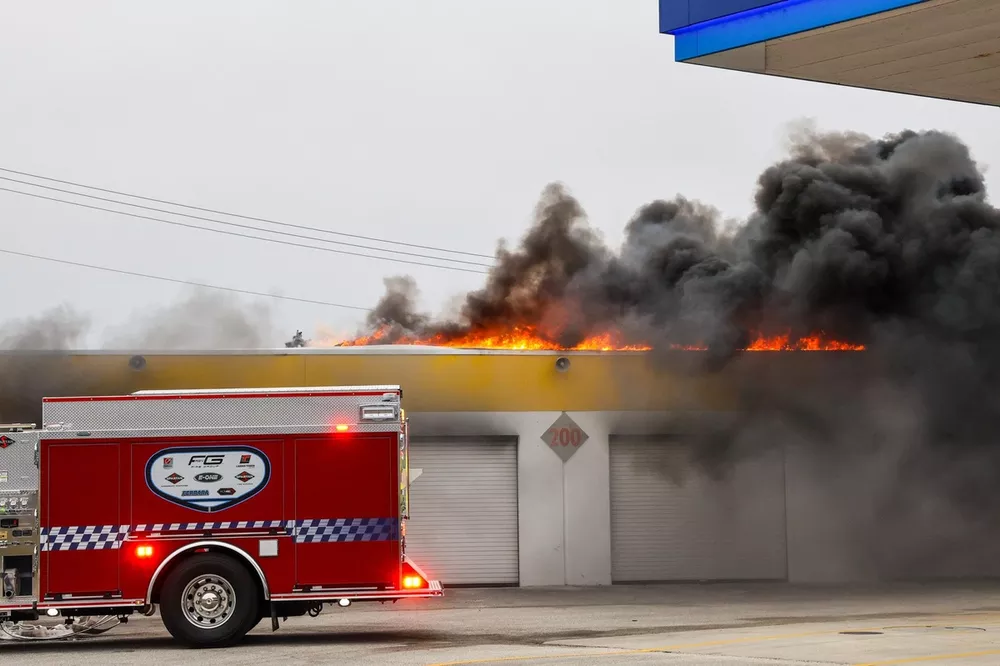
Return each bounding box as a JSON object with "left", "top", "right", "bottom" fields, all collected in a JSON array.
[
  {"left": 410, "top": 411, "right": 617, "bottom": 586},
  {"left": 561, "top": 412, "right": 612, "bottom": 586},
  {"left": 412, "top": 409, "right": 1000, "bottom": 586}
]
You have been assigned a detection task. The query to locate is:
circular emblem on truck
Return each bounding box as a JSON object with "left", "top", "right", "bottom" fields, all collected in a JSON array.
[{"left": 194, "top": 472, "right": 223, "bottom": 483}]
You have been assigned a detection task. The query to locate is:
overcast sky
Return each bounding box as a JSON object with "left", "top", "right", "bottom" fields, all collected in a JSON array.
[{"left": 2, "top": 0, "right": 999, "bottom": 348}]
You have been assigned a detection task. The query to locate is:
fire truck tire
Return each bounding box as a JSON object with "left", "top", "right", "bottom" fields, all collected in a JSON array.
[{"left": 159, "top": 553, "right": 261, "bottom": 648}]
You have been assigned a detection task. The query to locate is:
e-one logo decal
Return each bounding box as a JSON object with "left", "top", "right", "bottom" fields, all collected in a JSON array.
[{"left": 145, "top": 446, "right": 270, "bottom": 513}]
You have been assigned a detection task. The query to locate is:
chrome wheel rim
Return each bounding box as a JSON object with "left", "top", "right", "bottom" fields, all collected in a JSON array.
[{"left": 181, "top": 574, "right": 236, "bottom": 629}]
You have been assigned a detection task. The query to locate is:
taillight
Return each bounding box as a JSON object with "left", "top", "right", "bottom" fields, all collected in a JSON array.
[{"left": 402, "top": 575, "right": 425, "bottom": 589}]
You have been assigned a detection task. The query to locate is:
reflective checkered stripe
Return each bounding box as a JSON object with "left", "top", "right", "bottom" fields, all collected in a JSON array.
[
  {"left": 42, "top": 519, "right": 399, "bottom": 549},
  {"left": 41, "top": 526, "right": 129, "bottom": 551},
  {"left": 133, "top": 520, "right": 289, "bottom": 532},
  {"left": 294, "top": 518, "right": 399, "bottom": 543}
]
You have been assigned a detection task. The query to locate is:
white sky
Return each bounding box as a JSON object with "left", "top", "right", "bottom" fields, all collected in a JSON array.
[{"left": 2, "top": 0, "right": 999, "bottom": 348}]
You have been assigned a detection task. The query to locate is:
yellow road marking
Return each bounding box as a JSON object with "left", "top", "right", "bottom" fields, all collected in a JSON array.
[
  {"left": 852, "top": 649, "right": 1000, "bottom": 665},
  {"left": 426, "top": 613, "right": 1000, "bottom": 666},
  {"left": 426, "top": 628, "right": 858, "bottom": 665}
]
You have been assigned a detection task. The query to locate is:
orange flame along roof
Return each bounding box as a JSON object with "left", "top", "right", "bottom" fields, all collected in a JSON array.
[{"left": 327, "top": 327, "right": 865, "bottom": 352}]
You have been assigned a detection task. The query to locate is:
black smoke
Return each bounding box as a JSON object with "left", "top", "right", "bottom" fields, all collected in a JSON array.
[
  {"left": 356, "top": 127, "right": 999, "bottom": 357},
  {"left": 346, "top": 126, "right": 1000, "bottom": 579}
]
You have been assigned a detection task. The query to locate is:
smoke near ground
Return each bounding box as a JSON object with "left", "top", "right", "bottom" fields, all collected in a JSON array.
[
  {"left": 344, "top": 124, "right": 1000, "bottom": 580},
  {"left": 0, "top": 290, "right": 277, "bottom": 424}
]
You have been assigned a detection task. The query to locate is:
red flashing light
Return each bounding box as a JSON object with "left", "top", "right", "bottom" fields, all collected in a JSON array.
[
  {"left": 402, "top": 575, "right": 425, "bottom": 589},
  {"left": 334, "top": 424, "right": 350, "bottom": 432},
  {"left": 136, "top": 545, "right": 154, "bottom": 559}
]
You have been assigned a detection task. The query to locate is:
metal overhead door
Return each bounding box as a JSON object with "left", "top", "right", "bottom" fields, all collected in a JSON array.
[
  {"left": 610, "top": 436, "right": 787, "bottom": 582},
  {"left": 405, "top": 437, "right": 519, "bottom": 585}
]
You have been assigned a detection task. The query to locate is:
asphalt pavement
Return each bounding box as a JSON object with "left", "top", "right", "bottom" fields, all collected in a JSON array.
[{"left": 3, "top": 582, "right": 1000, "bottom": 665}]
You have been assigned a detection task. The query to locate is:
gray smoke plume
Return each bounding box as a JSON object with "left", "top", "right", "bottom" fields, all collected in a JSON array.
[
  {"left": 0, "top": 290, "right": 278, "bottom": 425},
  {"left": 0, "top": 306, "right": 93, "bottom": 425},
  {"left": 345, "top": 126, "right": 1000, "bottom": 579},
  {"left": 102, "top": 288, "right": 277, "bottom": 350}
]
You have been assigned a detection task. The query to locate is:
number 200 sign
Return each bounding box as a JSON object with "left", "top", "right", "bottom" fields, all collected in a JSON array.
[
  {"left": 543, "top": 413, "right": 590, "bottom": 462},
  {"left": 548, "top": 426, "right": 583, "bottom": 448}
]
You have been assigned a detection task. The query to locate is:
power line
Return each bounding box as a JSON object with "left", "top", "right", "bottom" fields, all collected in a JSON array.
[
  {"left": 0, "top": 166, "right": 495, "bottom": 260},
  {"left": 0, "top": 187, "right": 490, "bottom": 275},
  {"left": 0, "top": 175, "right": 492, "bottom": 268},
  {"left": 0, "top": 247, "right": 373, "bottom": 312}
]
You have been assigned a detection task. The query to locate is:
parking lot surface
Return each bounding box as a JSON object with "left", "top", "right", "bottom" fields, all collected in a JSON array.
[{"left": 4, "top": 582, "right": 1000, "bottom": 664}]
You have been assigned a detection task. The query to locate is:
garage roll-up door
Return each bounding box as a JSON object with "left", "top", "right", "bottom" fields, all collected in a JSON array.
[
  {"left": 610, "top": 436, "right": 787, "bottom": 582},
  {"left": 405, "top": 437, "right": 519, "bottom": 585}
]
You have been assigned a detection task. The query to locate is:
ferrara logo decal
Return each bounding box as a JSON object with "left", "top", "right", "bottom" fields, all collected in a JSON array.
[{"left": 145, "top": 446, "right": 270, "bottom": 513}]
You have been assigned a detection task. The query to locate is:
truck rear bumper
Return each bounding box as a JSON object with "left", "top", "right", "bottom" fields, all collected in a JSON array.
[
  {"left": 270, "top": 580, "right": 443, "bottom": 603},
  {"left": 270, "top": 555, "right": 443, "bottom": 602}
]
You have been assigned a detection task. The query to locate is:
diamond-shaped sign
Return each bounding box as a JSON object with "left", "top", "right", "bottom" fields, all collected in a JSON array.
[{"left": 542, "top": 412, "right": 589, "bottom": 462}]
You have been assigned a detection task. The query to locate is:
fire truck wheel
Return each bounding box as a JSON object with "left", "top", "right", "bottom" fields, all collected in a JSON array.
[{"left": 159, "top": 553, "right": 260, "bottom": 648}]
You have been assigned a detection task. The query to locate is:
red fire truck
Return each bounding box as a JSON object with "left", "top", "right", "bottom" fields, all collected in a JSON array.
[{"left": 0, "top": 384, "right": 442, "bottom": 647}]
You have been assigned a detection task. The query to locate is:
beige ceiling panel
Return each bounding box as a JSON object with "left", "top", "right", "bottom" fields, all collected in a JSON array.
[
  {"left": 691, "top": 43, "right": 766, "bottom": 73},
  {"left": 765, "top": 0, "right": 999, "bottom": 71},
  {"left": 679, "top": 0, "right": 1000, "bottom": 107},
  {"left": 772, "top": 25, "right": 1000, "bottom": 80},
  {"left": 829, "top": 34, "right": 1000, "bottom": 82},
  {"left": 862, "top": 52, "right": 1000, "bottom": 87}
]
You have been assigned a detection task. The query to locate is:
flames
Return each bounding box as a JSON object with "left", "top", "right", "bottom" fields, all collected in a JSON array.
[
  {"left": 744, "top": 333, "right": 865, "bottom": 352},
  {"left": 330, "top": 326, "right": 651, "bottom": 351},
  {"left": 327, "top": 326, "right": 864, "bottom": 352}
]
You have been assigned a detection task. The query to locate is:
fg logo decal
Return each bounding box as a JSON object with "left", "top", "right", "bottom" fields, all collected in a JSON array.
[{"left": 145, "top": 446, "right": 270, "bottom": 513}]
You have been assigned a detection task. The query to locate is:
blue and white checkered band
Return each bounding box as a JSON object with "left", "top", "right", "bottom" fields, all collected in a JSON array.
[
  {"left": 132, "top": 521, "right": 289, "bottom": 532},
  {"left": 294, "top": 518, "right": 399, "bottom": 543},
  {"left": 41, "top": 526, "right": 129, "bottom": 551},
  {"left": 40, "top": 518, "right": 399, "bottom": 550}
]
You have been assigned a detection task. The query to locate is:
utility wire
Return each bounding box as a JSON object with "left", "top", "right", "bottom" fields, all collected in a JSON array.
[
  {"left": 0, "top": 247, "right": 373, "bottom": 312},
  {"left": 0, "top": 175, "right": 492, "bottom": 268},
  {"left": 0, "top": 166, "right": 495, "bottom": 260},
  {"left": 0, "top": 187, "right": 490, "bottom": 275}
]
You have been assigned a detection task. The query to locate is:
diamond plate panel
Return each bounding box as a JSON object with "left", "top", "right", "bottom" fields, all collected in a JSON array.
[
  {"left": 38, "top": 424, "right": 398, "bottom": 440},
  {"left": 0, "top": 430, "right": 40, "bottom": 491},
  {"left": 542, "top": 412, "right": 590, "bottom": 463},
  {"left": 42, "top": 390, "right": 401, "bottom": 435}
]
